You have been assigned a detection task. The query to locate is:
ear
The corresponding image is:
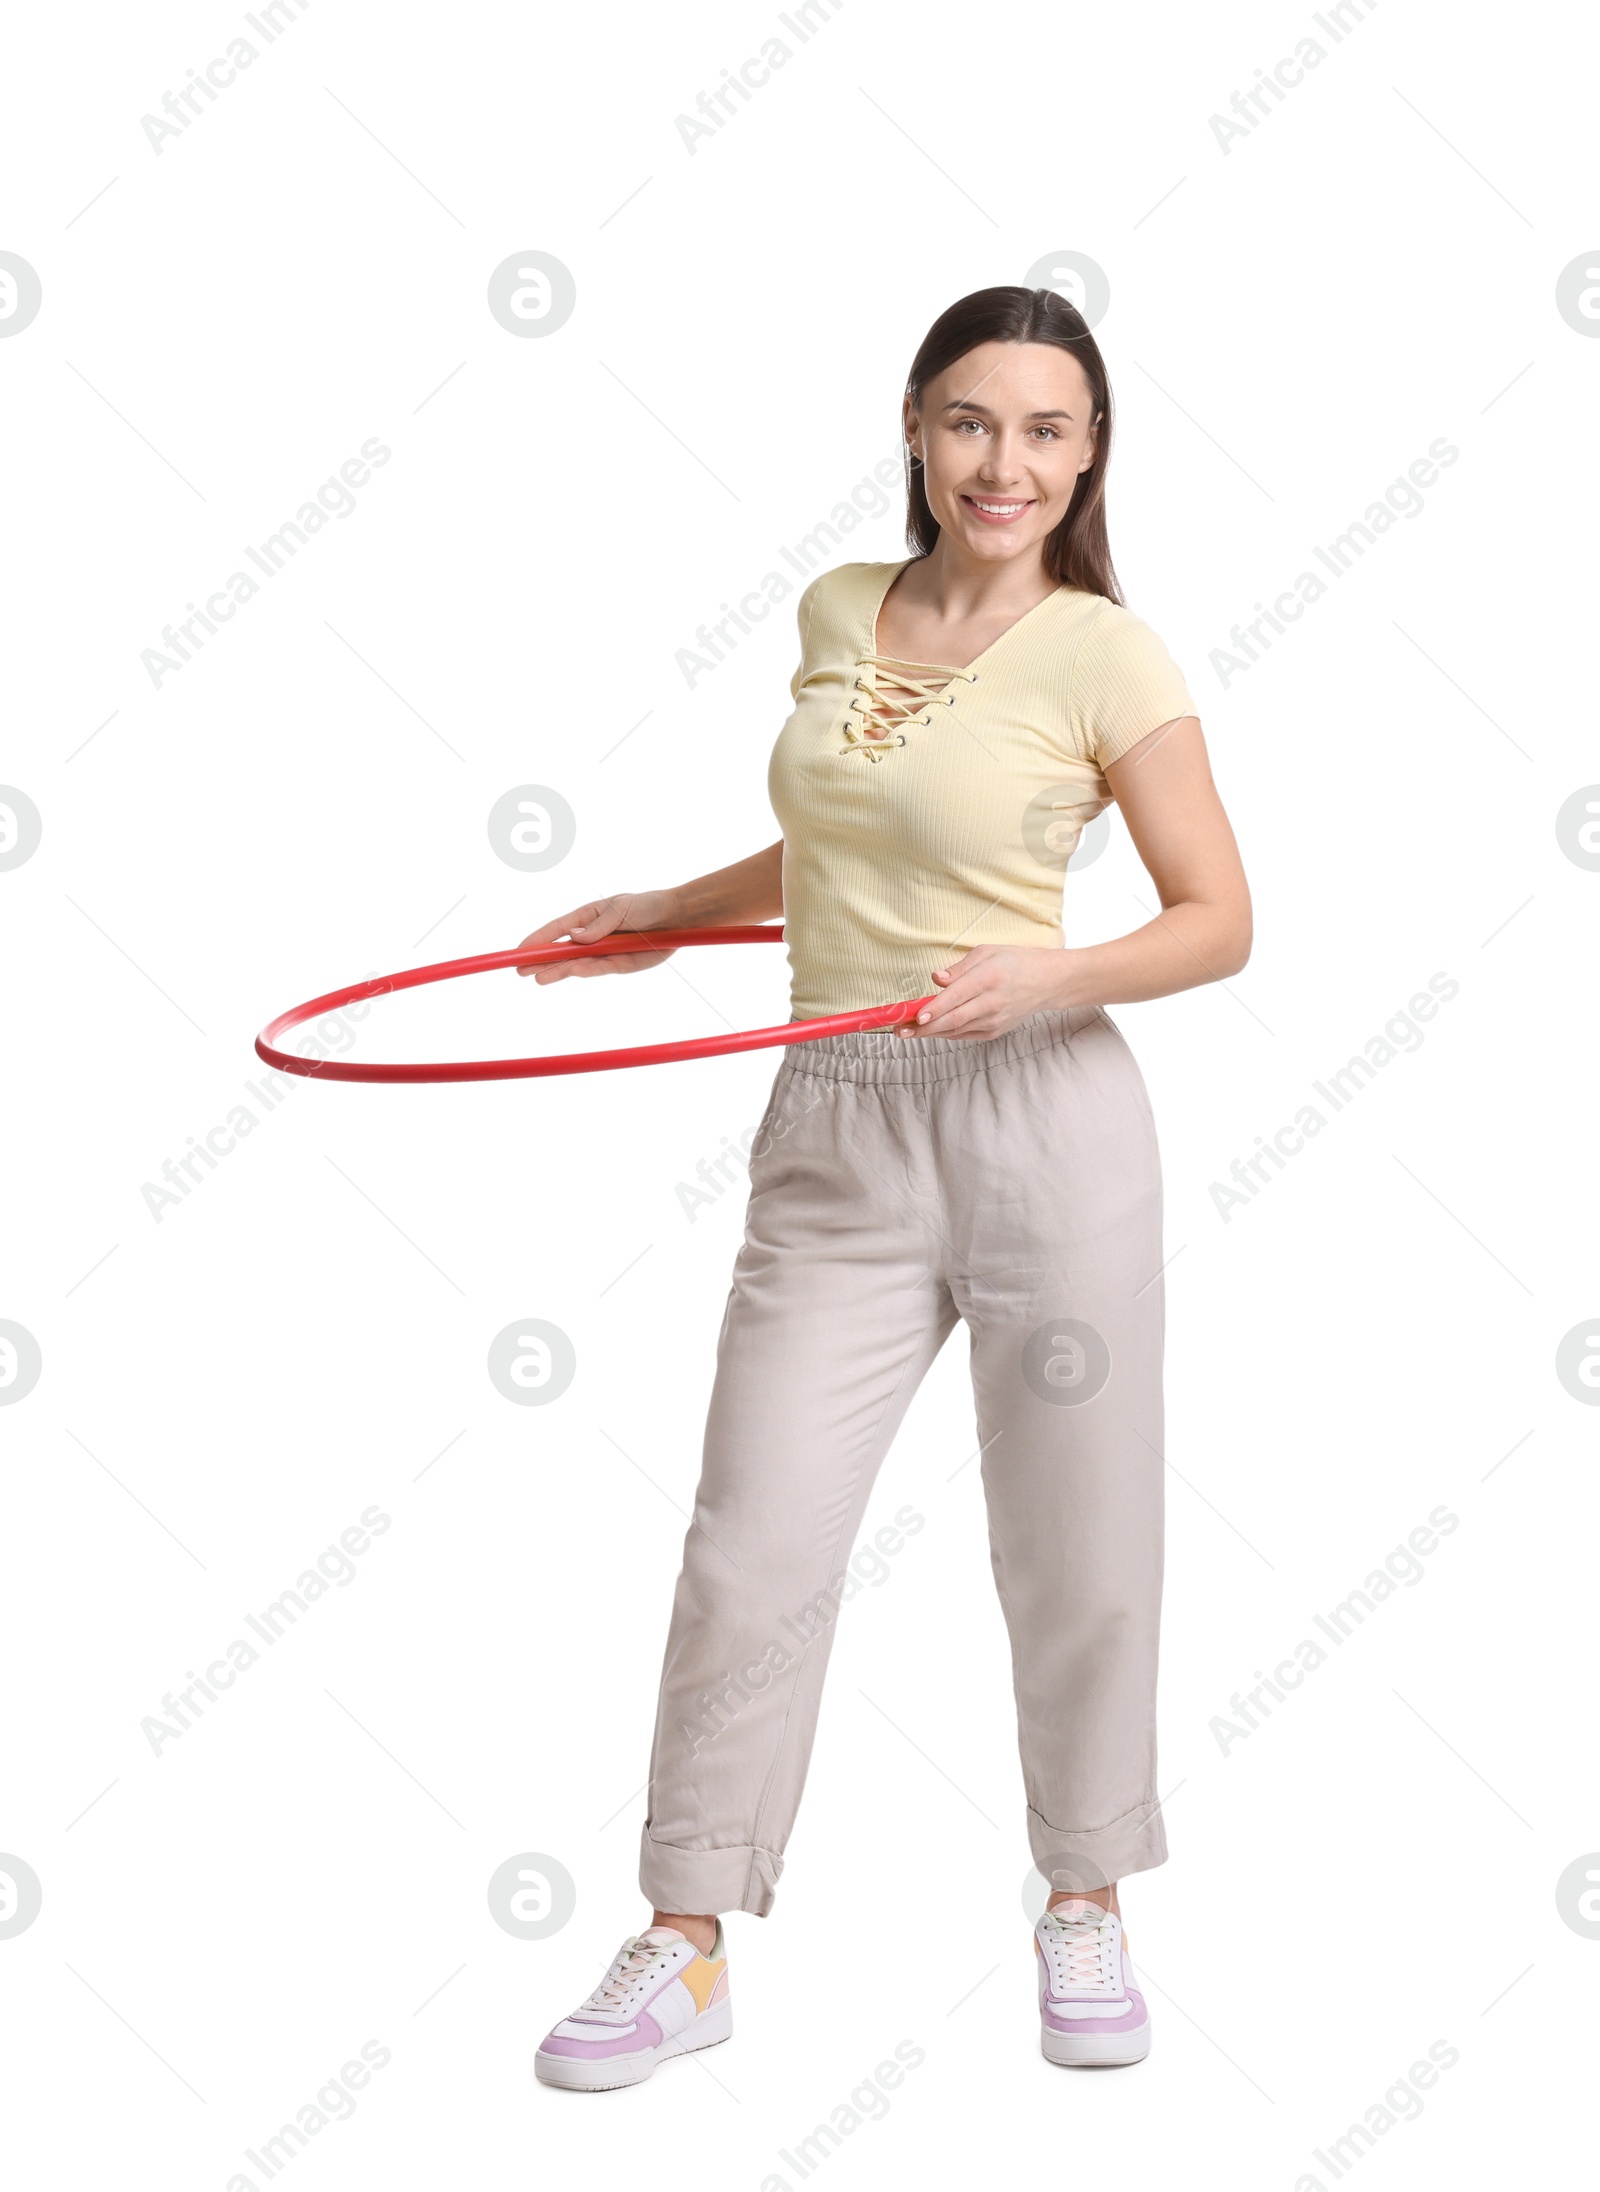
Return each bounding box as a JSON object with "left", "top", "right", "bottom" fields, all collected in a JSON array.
[{"left": 902, "top": 389, "right": 923, "bottom": 466}]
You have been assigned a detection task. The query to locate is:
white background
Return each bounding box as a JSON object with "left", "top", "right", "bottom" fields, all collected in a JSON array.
[{"left": 1, "top": 0, "right": 1596, "bottom": 2184}]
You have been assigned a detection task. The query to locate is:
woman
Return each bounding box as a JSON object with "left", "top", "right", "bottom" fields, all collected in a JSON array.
[{"left": 523, "top": 285, "right": 1251, "bottom": 2088}]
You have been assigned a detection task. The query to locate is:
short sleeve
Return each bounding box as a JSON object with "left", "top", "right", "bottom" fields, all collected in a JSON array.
[
  {"left": 789, "top": 575, "right": 824, "bottom": 703},
  {"left": 1068, "top": 605, "right": 1198, "bottom": 770}
]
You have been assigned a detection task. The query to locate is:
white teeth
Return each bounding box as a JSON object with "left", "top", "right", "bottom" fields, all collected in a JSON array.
[{"left": 972, "top": 499, "right": 1027, "bottom": 514}]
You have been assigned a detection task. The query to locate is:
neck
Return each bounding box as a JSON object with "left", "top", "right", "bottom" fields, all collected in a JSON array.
[{"left": 913, "top": 534, "right": 1057, "bottom": 621}]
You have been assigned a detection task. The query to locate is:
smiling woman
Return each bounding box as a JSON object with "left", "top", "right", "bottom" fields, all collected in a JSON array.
[{"left": 519, "top": 284, "right": 1253, "bottom": 2088}]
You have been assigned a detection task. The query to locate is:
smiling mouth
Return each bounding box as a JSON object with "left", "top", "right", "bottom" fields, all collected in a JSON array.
[{"left": 962, "top": 495, "right": 1035, "bottom": 524}]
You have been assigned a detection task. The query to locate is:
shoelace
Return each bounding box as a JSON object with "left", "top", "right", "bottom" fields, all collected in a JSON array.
[
  {"left": 1040, "top": 1906, "right": 1118, "bottom": 1992},
  {"left": 583, "top": 1933, "right": 675, "bottom": 2011},
  {"left": 841, "top": 656, "right": 977, "bottom": 759}
]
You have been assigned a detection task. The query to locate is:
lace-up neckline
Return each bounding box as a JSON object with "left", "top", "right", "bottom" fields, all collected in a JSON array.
[{"left": 841, "top": 653, "right": 978, "bottom": 761}]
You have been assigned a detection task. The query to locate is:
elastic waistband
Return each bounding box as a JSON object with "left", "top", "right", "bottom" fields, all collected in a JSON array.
[{"left": 780, "top": 1005, "right": 1109, "bottom": 1084}]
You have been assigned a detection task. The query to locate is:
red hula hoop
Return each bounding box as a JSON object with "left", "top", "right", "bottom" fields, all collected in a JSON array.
[{"left": 254, "top": 927, "right": 936, "bottom": 1084}]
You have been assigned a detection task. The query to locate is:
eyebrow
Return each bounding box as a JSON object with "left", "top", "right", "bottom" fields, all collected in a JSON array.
[{"left": 941, "top": 398, "right": 1075, "bottom": 420}]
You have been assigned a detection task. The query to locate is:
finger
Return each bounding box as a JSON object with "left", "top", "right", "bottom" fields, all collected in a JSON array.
[
  {"left": 918, "top": 959, "right": 982, "bottom": 1008},
  {"left": 536, "top": 961, "right": 625, "bottom": 982},
  {"left": 523, "top": 907, "right": 599, "bottom": 945},
  {"left": 933, "top": 949, "right": 990, "bottom": 981},
  {"left": 516, "top": 909, "right": 602, "bottom": 973},
  {"left": 552, "top": 898, "right": 641, "bottom": 943},
  {"left": 535, "top": 947, "right": 670, "bottom": 985},
  {"left": 517, "top": 941, "right": 565, "bottom": 977},
  {"left": 530, "top": 943, "right": 616, "bottom": 981},
  {"left": 913, "top": 976, "right": 987, "bottom": 1028},
  {"left": 533, "top": 955, "right": 610, "bottom": 983},
  {"left": 913, "top": 1003, "right": 999, "bottom": 1040},
  {"left": 575, "top": 897, "right": 639, "bottom": 939},
  {"left": 917, "top": 1001, "right": 994, "bottom": 1040}
]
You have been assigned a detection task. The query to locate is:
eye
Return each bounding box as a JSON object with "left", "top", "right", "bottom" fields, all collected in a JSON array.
[
  {"left": 952, "top": 416, "right": 988, "bottom": 435},
  {"left": 1031, "top": 425, "right": 1061, "bottom": 441}
]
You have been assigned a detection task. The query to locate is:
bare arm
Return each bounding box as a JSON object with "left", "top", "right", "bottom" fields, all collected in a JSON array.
[
  {"left": 1069, "top": 714, "right": 1252, "bottom": 1001},
  {"left": 912, "top": 717, "right": 1252, "bottom": 1036},
  {"left": 515, "top": 841, "right": 783, "bottom": 981}
]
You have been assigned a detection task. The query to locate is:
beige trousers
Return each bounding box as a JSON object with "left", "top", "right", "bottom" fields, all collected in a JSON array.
[{"left": 639, "top": 1007, "right": 1168, "bottom": 1917}]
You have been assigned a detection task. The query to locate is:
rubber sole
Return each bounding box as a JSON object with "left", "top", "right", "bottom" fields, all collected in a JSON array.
[
  {"left": 1042, "top": 2015, "right": 1152, "bottom": 2068},
  {"left": 535, "top": 1998, "right": 733, "bottom": 2091}
]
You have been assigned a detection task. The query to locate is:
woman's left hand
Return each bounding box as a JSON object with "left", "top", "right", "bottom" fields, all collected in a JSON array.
[{"left": 901, "top": 945, "right": 1078, "bottom": 1041}]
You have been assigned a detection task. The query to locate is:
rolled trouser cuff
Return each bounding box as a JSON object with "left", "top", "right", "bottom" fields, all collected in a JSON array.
[
  {"left": 639, "top": 1828, "right": 783, "bottom": 1918},
  {"left": 1029, "top": 1796, "right": 1169, "bottom": 1894}
]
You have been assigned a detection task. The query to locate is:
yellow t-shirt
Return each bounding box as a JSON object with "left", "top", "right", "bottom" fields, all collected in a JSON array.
[{"left": 767, "top": 557, "right": 1199, "bottom": 1019}]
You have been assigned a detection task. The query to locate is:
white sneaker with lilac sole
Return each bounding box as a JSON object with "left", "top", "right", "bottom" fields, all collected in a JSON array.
[
  {"left": 535, "top": 1923, "right": 731, "bottom": 2091},
  {"left": 1035, "top": 1901, "right": 1152, "bottom": 2066}
]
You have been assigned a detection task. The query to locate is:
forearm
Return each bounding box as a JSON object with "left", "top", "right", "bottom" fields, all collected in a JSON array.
[
  {"left": 669, "top": 841, "right": 784, "bottom": 926},
  {"left": 1049, "top": 897, "right": 1252, "bottom": 1007}
]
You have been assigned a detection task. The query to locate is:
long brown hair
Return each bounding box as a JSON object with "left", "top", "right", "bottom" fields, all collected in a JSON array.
[{"left": 902, "top": 285, "right": 1122, "bottom": 604}]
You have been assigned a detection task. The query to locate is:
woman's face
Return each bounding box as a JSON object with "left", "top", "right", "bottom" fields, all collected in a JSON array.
[{"left": 904, "top": 340, "right": 1099, "bottom": 566}]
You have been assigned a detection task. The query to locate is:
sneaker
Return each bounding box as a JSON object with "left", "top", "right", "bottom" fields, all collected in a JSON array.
[
  {"left": 535, "top": 1921, "right": 731, "bottom": 2091},
  {"left": 1035, "top": 1900, "right": 1151, "bottom": 2066}
]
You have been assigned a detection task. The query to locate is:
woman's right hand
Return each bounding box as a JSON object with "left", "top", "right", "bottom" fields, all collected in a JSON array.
[{"left": 514, "top": 889, "right": 684, "bottom": 982}]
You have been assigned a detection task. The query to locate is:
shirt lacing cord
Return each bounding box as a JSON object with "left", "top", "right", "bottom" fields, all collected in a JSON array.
[{"left": 840, "top": 655, "right": 979, "bottom": 761}]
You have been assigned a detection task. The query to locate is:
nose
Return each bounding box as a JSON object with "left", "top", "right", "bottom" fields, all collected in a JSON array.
[{"left": 977, "top": 431, "right": 1027, "bottom": 484}]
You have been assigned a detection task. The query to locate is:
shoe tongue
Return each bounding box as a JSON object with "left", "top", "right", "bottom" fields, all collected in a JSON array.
[
  {"left": 637, "top": 1925, "right": 687, "bottom": 1948},
  {"left": 1043, "top": 1899, "right": 1107, "bottom": 1926}
]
